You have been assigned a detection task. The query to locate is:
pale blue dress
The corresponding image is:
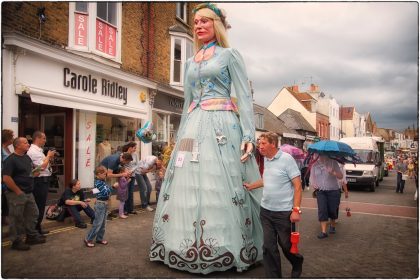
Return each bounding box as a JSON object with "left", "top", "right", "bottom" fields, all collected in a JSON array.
[{"left": 149, "top": 46, "right": 263, "bottom": 274}]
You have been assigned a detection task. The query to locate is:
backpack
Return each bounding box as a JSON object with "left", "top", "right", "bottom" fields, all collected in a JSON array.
[{"left": 45, "top": 204, "right": 64, "bottom": 220}]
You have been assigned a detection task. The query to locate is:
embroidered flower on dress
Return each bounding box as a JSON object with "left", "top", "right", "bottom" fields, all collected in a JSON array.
[
  {"left": 220, "top": 68, "right": 231, "bottom": 86},
  {"left": 179, "top": 239, "right": 194, "bottom": 255},
  {"left": 205, "top": 238, "right": 220, "bottom": 254}
]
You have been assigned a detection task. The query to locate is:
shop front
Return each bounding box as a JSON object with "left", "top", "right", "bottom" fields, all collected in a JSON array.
[
  {"left": 2, "top": 33, "right": 155, "bottom": 201},
  {"left": 151, "top": 85, "right": 184, "bottom": 157}
]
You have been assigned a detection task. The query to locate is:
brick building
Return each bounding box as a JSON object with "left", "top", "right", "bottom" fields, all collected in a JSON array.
[{"left": 1, "top": 2, "right": 196, "bottom": 197}]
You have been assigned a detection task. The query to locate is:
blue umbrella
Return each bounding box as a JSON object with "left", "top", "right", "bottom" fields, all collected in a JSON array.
[{"left": 308, "top": 140, "right": 355, "bottom": 156}]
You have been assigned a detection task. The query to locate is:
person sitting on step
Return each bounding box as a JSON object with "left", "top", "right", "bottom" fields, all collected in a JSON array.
[{"left": 61, "top": 179, "right": 95, "bottom": 228}]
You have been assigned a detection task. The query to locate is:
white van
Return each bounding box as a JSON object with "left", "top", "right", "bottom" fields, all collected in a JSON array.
[{"left": 339, "top": 137, "right": 382, "bottom": 192}]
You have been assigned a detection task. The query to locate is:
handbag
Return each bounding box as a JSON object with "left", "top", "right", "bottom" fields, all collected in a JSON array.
[{"left": 46, "top": 204, "right": 64, "bottom": 220}]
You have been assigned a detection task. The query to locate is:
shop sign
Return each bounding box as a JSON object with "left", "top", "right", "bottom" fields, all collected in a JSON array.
[
  {"left": 63, "top": 67, "right": 127, "bottom": 105},
  {"left": 169, "top": 98, "right": 184, "bottom": 109},
  {"left": 154, "top": 92, "right": 184, "bottom": 114},
  {"left": 74, "top": 12, "right": 88, "bottom": 47}
]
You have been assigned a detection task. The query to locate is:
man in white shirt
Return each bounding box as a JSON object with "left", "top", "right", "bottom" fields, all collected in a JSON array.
[
  {"left": 26, "top": 131, "right": 57, "bottom": 235},
  {"left": 244, "top": 132, "right": 303, "bottom": 278}
]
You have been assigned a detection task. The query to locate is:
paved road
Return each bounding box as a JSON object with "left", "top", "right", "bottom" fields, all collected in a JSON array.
[{"left": 1, "top": 170, "right": 418, "bottom": 278}]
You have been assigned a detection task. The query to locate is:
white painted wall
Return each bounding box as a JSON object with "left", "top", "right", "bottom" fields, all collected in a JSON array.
[
  {"left": 267, "top": 87, "right": 316, "bottom": 129},
  {"left": 2, "top": 49, "right": 19, "bottom": 134},
  {"left": 329, "top": 97, "right": 340, "bottom": 140}
]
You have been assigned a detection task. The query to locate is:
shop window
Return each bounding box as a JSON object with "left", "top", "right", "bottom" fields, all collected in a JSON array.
[
  {"left": 68, "top": 2, "right": 122, "bottom": 63},
  {"left": 151, "top": 112, "right": 181, "bottom": 158},
  {"left": 176, "top": 2, "right": 187, "bottom": 23},
  {"left": 75, "top": 110, "right": 141, "bottom": 187},
  {"left": 152, "top": 111, "right": 168, "bottom": 142},
  {"left": 170, "top": 35, "right": 193, "bottom": 86}
]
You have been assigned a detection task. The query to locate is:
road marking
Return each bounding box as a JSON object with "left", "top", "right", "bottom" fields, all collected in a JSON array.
[
  {"left": 2, "top": 225, "right": 78, "bottom": 247},
  {"left": 2, "top": 211, "right": 148, "bottom": 247},
  {"left": 302, "top": 197, "right": 417, "bottom": 209},
  {"left": 301, "top": 206, "right": 418, "bottom": 220}
]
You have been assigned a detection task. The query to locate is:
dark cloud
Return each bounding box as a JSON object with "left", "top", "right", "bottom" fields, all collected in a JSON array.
[{"left": 220, "top": 2, "right": 418, "bottom": 130}]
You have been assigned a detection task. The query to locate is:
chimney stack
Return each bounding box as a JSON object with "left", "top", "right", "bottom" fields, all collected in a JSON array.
[{"left": 309, "top": 83, "right": 319, "bottom": 92}]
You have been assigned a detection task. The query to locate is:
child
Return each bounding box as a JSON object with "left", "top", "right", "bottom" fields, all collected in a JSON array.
[
  {"left": 117, "top": 167, "right": 130, "bottom": 219},
  {"left": 408, "top": 158, "right": 415, "bottom": 179},
  {"left": 85, "top": 166, "right": 112, "bottom": 248},
  {"left": 61, "top": 179, "right": 95, "bottom": 228}
]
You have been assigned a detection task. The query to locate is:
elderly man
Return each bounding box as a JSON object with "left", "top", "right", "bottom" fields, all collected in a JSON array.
[
  {"left": 3, "top": 137, "right": 46, "bottom": 251},
  {"left": 27, "top": 131, "right": 57, "bottom": 235},
  {"left": 244, "top": 131, "right": 304, "bottom": 278}
]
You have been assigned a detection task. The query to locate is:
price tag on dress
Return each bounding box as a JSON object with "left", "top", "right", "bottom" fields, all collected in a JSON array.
[{"left": 175, "top": 152, "right": 186, "bottom": 168}]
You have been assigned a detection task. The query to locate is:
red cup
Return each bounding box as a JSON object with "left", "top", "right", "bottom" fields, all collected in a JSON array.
[{"left": 290, "top": 232, "right": 300, "bottom": 254}]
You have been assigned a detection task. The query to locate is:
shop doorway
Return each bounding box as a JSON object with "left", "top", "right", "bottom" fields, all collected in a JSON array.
[
  {"left": 41, "top": 113, "right": 65, "bottom": 194},
  {"left": 19, "top": 96, "right": 73, "bottom": 203}
]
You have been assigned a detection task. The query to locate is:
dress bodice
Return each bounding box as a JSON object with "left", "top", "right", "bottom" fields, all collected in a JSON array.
[{"left": 182, "top": 46, "right": 256, "bottom": 143}]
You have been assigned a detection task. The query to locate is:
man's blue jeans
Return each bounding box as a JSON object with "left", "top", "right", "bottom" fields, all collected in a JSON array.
[
  {"left": 124, "top": 178, "right": 136, "bottom": 213},
  {"left": 396, "top": 172, "right": 405, "bottom": 193},
  {"left": 135, "top": 173, "right": 152, "bottom": 208},
  {"left": 67, "top": 204, "right": 95, "bottom": 224}
]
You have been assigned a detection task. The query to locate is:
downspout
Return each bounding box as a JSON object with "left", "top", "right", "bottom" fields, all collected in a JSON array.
[{"left": 146, "top": 2, "right": 150, "bottom": 78}]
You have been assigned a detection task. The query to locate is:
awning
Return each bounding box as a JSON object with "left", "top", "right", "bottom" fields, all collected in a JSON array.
[
  {"left": 282, "top": 132, "right": 306, "bottom": 140},
  {"left": 29, "top": 86, "right": 148, "bottom": 119}
]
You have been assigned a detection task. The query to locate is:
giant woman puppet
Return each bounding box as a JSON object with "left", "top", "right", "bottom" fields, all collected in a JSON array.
[{"left": 149, "top": 3, "right": 263, "bottom": 274}]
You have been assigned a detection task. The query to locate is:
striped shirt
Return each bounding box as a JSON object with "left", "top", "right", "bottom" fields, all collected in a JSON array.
[{"left": 94, "top": 179, "right": 111, "bottom": 200}]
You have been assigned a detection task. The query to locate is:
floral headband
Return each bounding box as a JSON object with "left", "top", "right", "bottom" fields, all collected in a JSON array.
[
  {"left": 193, "top": 3, "right": 231, "bottom": 29},
  {"left": 193, "top": 3, "right": 221, "bottom": 17}
]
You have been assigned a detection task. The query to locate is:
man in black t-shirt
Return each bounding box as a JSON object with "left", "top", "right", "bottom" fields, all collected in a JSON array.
[
  {"left": 61, "top": 179, "right": 95, "bottom": 228},
  {"left": 2, "top": 138, "right": 46, "bottom": 251}
]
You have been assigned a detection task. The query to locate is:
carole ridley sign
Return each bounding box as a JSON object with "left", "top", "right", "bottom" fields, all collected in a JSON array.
[
  {"left": 63, "top": 67, "right": 128, "bottom": 105},
  {"left": 78, "top": 111, "right": 96, "bottom": 188}
]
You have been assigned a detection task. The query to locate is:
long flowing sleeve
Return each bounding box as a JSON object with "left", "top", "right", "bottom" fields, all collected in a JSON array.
[
  {"left": 177, "top": 59, "right": 193, "bottom": 142},
  {"left": 227, "top": 49, "right": 256, "bottom": 144}
]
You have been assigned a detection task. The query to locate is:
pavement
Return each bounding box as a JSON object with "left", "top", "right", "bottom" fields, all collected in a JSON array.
[{"left": 1, "top": 170, "right": 418, "bottom": 278}]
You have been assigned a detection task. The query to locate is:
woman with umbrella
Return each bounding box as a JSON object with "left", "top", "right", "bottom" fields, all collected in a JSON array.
[
  {"left": 306, "top": 140, "right": 357, "bottom": 239},
  {"left": 309, "top": 153, "right": 343, "bottom": 239}
]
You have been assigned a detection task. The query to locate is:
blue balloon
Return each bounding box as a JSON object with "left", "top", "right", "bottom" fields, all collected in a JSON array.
[{"left": 136, "top": 121, "right": 156, "bottom": 143}]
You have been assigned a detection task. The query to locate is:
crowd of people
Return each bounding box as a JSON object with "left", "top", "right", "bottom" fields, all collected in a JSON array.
[{"left": 1, "top": 129, "right": 164, "bottom": 250}]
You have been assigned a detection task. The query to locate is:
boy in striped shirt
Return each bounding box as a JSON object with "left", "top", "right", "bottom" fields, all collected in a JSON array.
[{"left": 84, "top": 166, "right": 112, "bottom": 248}]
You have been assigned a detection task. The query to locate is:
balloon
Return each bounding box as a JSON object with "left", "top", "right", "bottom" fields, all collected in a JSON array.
[{"left": 136, "top": 121, "right": 157, "bottom": 143}]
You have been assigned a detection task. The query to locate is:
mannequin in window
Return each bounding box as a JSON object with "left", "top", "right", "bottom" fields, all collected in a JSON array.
[{"left": 96, "top": 139, "right": 112, "bottom": 164}]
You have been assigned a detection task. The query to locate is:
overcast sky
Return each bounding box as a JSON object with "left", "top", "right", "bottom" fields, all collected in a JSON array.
[{"left": 218, "top": 2, "right": 418, "bottom": 131}]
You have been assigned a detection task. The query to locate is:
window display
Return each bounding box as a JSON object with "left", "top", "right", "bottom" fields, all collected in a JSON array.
[{"left": 75, "top": 110, "right": 141, "bottom": 181}]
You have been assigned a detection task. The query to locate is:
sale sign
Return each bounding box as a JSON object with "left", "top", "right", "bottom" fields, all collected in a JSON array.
[
  {"left": 75, "top": 13, "right": 88, "bottom": 47},
  {"left": 96, "top": 19, "right": 116, "bottom": 57}
]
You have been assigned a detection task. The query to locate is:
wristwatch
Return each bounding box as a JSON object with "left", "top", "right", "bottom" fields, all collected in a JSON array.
[{"left": 292, "top": 207, "right": 302, "bottom": 214}]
